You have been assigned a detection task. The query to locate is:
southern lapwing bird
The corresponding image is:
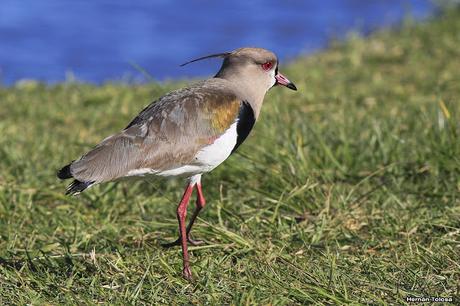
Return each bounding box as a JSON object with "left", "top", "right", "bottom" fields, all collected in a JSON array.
[{"left": 57, "top": 47, "right": 297, "bottom": 280}]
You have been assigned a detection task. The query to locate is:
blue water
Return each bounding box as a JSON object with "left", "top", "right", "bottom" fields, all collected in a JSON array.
[{"left": 0, "top": 0, "right": 433, "bottom": 85}]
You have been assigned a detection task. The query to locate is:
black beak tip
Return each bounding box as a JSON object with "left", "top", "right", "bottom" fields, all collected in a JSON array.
[{"left": 287, "top": 83, "right": 297, "bottom": 91}]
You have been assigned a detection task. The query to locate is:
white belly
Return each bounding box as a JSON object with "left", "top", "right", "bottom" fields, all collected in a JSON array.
[
  {"left": 126, "top": 122, "right": 238, "bottom": 178},
  {"left": 194, "top": 121, "right": 238, "bottom": 170}
]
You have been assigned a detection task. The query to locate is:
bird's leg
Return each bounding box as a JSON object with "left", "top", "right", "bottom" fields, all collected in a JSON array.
[
  {"left": 176, "top": 183, "right": 194, "bottom": 280},
  {"left": 161, "top": 182, "right": 206, "bottom": 247},
  {"left": 185, "top": 182, "right": 206, "bottom": 245}
]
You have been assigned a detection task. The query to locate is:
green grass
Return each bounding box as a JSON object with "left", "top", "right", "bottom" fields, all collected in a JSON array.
[{"left": 1, "top": 8, "right": 460, "bottom": 305}]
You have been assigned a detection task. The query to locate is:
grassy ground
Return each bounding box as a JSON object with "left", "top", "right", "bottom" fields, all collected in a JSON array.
[{"left": 1, "top": 8, "right": 460, "bottom": 306}]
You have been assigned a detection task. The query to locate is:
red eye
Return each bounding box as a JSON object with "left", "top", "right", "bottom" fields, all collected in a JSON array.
[{"left": 261, "top": 62, "right": 273, "bottom": 71}]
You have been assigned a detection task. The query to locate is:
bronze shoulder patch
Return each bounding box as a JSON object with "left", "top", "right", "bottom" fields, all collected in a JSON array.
[{"left": 206, "top": 97, "right": 240, "bottom": 133}]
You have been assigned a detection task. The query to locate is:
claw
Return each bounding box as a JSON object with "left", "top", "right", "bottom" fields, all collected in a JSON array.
[{"left": 183, "top": 266, "right": 193, "bottom": 281}]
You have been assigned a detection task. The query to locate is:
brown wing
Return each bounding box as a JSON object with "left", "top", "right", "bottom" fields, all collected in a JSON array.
[{"left": 69, "top": 80, "right": 241, "bottom": 183}]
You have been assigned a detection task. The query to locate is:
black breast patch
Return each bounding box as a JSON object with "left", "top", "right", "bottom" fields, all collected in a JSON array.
[{"left": 231, "top": 101, "right": 256, "bottom": 154}]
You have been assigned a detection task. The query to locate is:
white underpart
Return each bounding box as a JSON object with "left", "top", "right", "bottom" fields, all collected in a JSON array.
[
  {"left": 126, "top": 168, "right": 158, "bottom": 176},
  {"left": 189, "top": 174, "right": 202, "bottom": 186},
  {"left": 126, "top": 121, "right": 238, "bottom": 178},
  {"left": 269, "top": 69, "right": 276, "bottom": 89}
]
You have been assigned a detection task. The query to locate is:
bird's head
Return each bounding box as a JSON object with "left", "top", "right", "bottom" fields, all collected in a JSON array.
[{"left": 181, "top": 47, "right": 297, "bottom": 93}]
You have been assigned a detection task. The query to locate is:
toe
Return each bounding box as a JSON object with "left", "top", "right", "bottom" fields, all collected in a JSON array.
[
  {"left": 161, "top": 238, "right": 180, "bottom": 248},
  {"left": 187, "top": 236, "right": 205, "bottom": 246},
  {"left": 183, "top": 266, "right": 193, "bottom": 281}
]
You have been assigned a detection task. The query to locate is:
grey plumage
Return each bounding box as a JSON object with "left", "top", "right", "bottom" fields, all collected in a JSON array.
[{"left": 62, "top": 79, "right": 242, "bottom": 187}]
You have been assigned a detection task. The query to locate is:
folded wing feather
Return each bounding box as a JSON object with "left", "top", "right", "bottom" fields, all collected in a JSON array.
[{"left": 69, "top": 80, "right": 242, "bottom": 183}]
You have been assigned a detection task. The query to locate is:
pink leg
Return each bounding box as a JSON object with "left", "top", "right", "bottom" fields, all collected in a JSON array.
[
  {"left": 162, "top": 183, "right": 206, "bottom": 247},
  {"left": 176, "top": 183, "right": 194, "bottom": 280},
  {"left": 186, "top": 183, "right": 206, "bottom": 245}
]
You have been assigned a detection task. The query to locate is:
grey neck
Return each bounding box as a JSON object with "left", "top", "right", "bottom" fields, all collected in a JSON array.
[{"left": 215, "top": 69, "right": 267, "bottom": 119}]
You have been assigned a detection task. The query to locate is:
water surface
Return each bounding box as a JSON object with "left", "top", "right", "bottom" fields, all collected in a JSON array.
[{"left": 0, "top": 0, "right": 433, "bottom": 84}]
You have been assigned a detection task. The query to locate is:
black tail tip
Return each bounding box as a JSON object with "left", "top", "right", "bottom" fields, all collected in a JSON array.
[
  {"left": 66, "top": 180, "right": 94, "bottom": 195},
  {"left": 57, "top": 164, "right": 73, "bottom": 180}
]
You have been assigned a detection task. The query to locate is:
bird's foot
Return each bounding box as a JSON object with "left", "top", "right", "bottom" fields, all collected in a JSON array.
[
  {"left": 160, "top": 238, "right": 180, "bottom": 248},
  {"left": 182, "top": 265, "right": 193, "bottom": 281},
  {"left": 161, "top": 236, "right": 205, "bottom": 248},
  {"left": 187, "top": 237, "right": 205, "bottom": 246}
]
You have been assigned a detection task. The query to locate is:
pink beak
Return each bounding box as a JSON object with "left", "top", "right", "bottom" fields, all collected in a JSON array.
[{"left": 275, "top": 72, "right": 297, "bottom": 91}]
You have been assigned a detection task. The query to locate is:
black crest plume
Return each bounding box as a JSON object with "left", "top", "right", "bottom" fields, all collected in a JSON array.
[{"left": 180, "top": 52, "right": 231, "bottom": 67}]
